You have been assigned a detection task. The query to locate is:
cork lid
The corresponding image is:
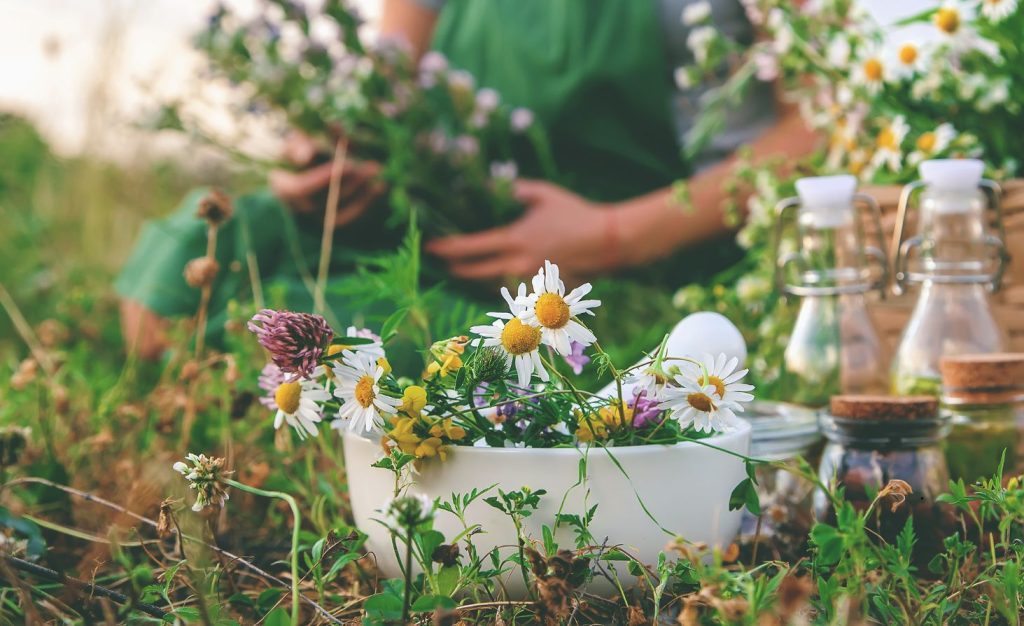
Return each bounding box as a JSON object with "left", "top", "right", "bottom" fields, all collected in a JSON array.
[
  {"left": 830, "top": 395, "right": 938, "bottom": 421},
  {"left": 940, "top": 354, "right": 1024, "bottom": 390}
]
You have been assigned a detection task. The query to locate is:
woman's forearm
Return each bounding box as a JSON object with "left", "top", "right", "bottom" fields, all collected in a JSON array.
[
  {"left": 613, "top": 111, "right": 819, "bottom": 268},
  {"left": 379, "top": 0, "right": 438, "bottom": 60}
]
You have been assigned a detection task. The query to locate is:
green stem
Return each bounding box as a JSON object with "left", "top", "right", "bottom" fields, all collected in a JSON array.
[
  {"left": 224, "top": 479, "right": 302, "bottom": 626},
  {"left": 401, "top": 526, "right": 413, "bottom": 623}
]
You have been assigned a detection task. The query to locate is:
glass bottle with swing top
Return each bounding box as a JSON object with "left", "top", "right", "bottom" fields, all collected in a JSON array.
[
  {"left": 890, "top": 159, "right": 1008, "bottom": 396},
  {"left": 773, "top": 175, "right": 889, "bottom": 407}
]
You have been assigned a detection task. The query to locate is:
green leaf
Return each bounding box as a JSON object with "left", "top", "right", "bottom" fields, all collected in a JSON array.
[
  {"left": 262, "top": 607, "right": 290, "bottom": 626},
  {"left": 364, "top": 592, "right": 403, "bottom": 618},
  {"left": 257, "top": 588, "right": 285, "bottom": 611},
  {"left": 411, "top": 594, "right": 457, "bottom": 612},
  {"left": 728, "top": 478, "right": 761, "bottom": 515},
  {"left": 172, "top": 608, "right": 201, "bottom": 621},
  {"left": 0, "top": 506, "right": 46, "bottom": 557},
  {"left": 416, "top": 530, "right": 445, "bottom": 567},
  {"left": 542, "top": 525, "right": 556, "bottom": 556},
  {"left": 436, "top": 565, "right": 460, "bottom": 597},
  {"left": 380, "top": 307, "right": 409, "bottom": 343},
  {"left": 810, "top": 523, "right": 844, "bottom": 566},
  {"left": 601, "top": 549, "right": 631, "bottom": 562}
]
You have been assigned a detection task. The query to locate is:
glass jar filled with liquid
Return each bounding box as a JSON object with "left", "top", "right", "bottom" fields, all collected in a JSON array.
[{"left": 940, "top": 353, "right": 1024, "bottom": 483}]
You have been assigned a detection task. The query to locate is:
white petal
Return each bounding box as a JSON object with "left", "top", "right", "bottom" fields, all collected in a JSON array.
[
  {"left": 532, "top": 351, "right": 549, "bottom": 381},
  {"left": 565, "top": 283, "right": 592, "bottom": 303},
  {"left": 515, "top": 355, "right": 531, "bottom": 387}
]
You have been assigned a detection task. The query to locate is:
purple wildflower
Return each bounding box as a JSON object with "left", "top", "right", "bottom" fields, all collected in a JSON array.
[
  {"left": 475, "top": 88, "right": 500, "bottom": 113},
  {"left": 419, "top": 51, "right": 448, "bottom": 76},
  {"left": 630, "top": 390, "right": 663, "bottom": 428},
  {"left": 472, "top": 383, "right": 493, "bottom": 408},
  {"left": 510, "top": 107, "right": 534, "bottom": 133},
  {"left": 257, "top": 362, "right": 286, "bottom": 409},
  {"left": 496, "top": 400, "right": 522, "bottom": 423},
  {"left": 563, "top": 341, "right": 590, "bottom": 375},
  {"left": 489, "top": 161, "right": 518, "bottom": 181},
  {"left": 453, "top": 135, "right": 479, "bottom": 158},
  {"left": 247, "top": 309, "right": 333, "bottom": 378}
]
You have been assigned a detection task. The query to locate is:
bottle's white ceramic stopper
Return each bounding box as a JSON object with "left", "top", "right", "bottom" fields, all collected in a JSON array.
[
  {"left": 919, "top": 158, "right": 984, "bottom": 191},
  {"left": 795, "top": 175, "right": 857, "bottom": 228}
]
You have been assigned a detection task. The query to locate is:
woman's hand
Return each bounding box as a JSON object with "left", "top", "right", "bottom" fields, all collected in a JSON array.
[
  {"left": 269, "top": 131, "right": 385, "bottom": 229},
  {"left": 425, "top": 180, "right": 625, "bottom": 284}
]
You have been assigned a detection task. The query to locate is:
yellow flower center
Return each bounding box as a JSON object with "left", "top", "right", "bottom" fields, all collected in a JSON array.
[
  {"left": 916, "top": 132, "right": 937, "bottom": 152},
  {"left": 863, "top": 58, "right": 883, "bottom": 81},
  {"left": 877, "top": 126, "right": 899, "bottom": 150},
  {"left": 500, "top": 318, "right": 542, "bottom": 355},
  {"left": 697, "top": 375, "right": 727, "bottom": 399},
  {"left": 275, "top": 382, "right": 302, "bottom": 415},
  {"left": 686, "top": 392, "right": 715, "bottom": 413},
  {"left": 327, "top": 344, "right": 345, "bottom": 356},
  {"left": 534, "top": 292, "right": 571, "bottom": 329},
  {"left": 898, "top": 44, "right": 918, "bottom": 65},
  {"left": 355, "top": 375, "right": 376, "bottom": 408},
  {"left": 934, "top": 7, "right": 960, "bottom": 34}
]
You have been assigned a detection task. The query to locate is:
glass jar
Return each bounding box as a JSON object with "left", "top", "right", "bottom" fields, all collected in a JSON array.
[
  {"left": 815, "top": 395, "right": 956, "bottom": 563},
  {"left": 738, "top": 401, "right": 821, "bottom": 562},
  {"left": 890, "top": 159, "right": 1008, "bottom": 395},
  {"left": 774, "top": 175, "right": 889, "bottom": 407},
  {"left": 940, "top": 353, "right": 1024, "bottom": 483}
]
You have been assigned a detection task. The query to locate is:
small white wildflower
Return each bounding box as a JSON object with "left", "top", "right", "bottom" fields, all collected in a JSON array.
[
  {"left": 687, "top": 26, "right": 717, "bottom": 65},
  {"left": 682, "top": 1, "right": 712, "bottom": 25}
]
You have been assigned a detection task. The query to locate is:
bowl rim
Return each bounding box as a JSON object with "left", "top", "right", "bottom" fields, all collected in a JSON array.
[{"left": 343, "top": 419, "right": 751, "bottom": 458}]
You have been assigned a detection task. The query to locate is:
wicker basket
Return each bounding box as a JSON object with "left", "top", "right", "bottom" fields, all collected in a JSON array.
[{"left": 862, "top": 179, "right": 1024, "bottom": 352}]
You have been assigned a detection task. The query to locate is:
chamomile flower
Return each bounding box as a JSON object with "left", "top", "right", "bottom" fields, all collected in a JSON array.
[
  {"left": 625, "top": 366, "right": 671, "bottom": 401},
  {"left": 933, "top": 2, "right": 1003, "bottom": 59},
  {"left": 933, "top": 2, "right": 963, "bottom": 36},
  {"left": 624, "top": 340, "right": 672, "bottom": 400},
  {"left": 851, "top": 46, "right": 886, "bottom": 94},
  {"left": 678, "top": 353, "right": 755, "bottom": 407},
  {"left": 888, "top": 41, "right": 924, "bottom": 80},
  {"left": 332, "top": 350, "right": 400, "bottom": 433},
  {"left": 659, "top": 378, "right": 743, "bottom": 433},
  {"left": 826, "top": 36, "right": 852, "bottom": 69},
  {"left": 981, "top": 0, "right": 1017, "bottom": 22},
  {"left": 270, "top": 378, "right": 330, "bottom": 439},
  {"left": 471, "top": 285, "right": 549, "bottom": 387},
  {"left": 869, "top": 116, "right": 909, "bottom": 173},
  {"left": 908, "top": 123, "right": 956, "bottom": 166},
  {"left": 519, "top": 261, "right": 601, "bottom": 356}
]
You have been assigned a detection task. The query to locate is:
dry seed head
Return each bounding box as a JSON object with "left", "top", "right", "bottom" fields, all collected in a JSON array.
[
  {"left": 196, "top": 188, "right": 234, "bottom": 226},
  {"left": 184, "top": 257, "right": 220, "bottom": 288},
  {"left": 10, "top": 358, "right": 38, "bottom": 390},
  {"left": 35, "top": 319, "right": 69, "bottom": 348},
  {"left": 156, "top": 498, "right": 176, "bottom": 538}
]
